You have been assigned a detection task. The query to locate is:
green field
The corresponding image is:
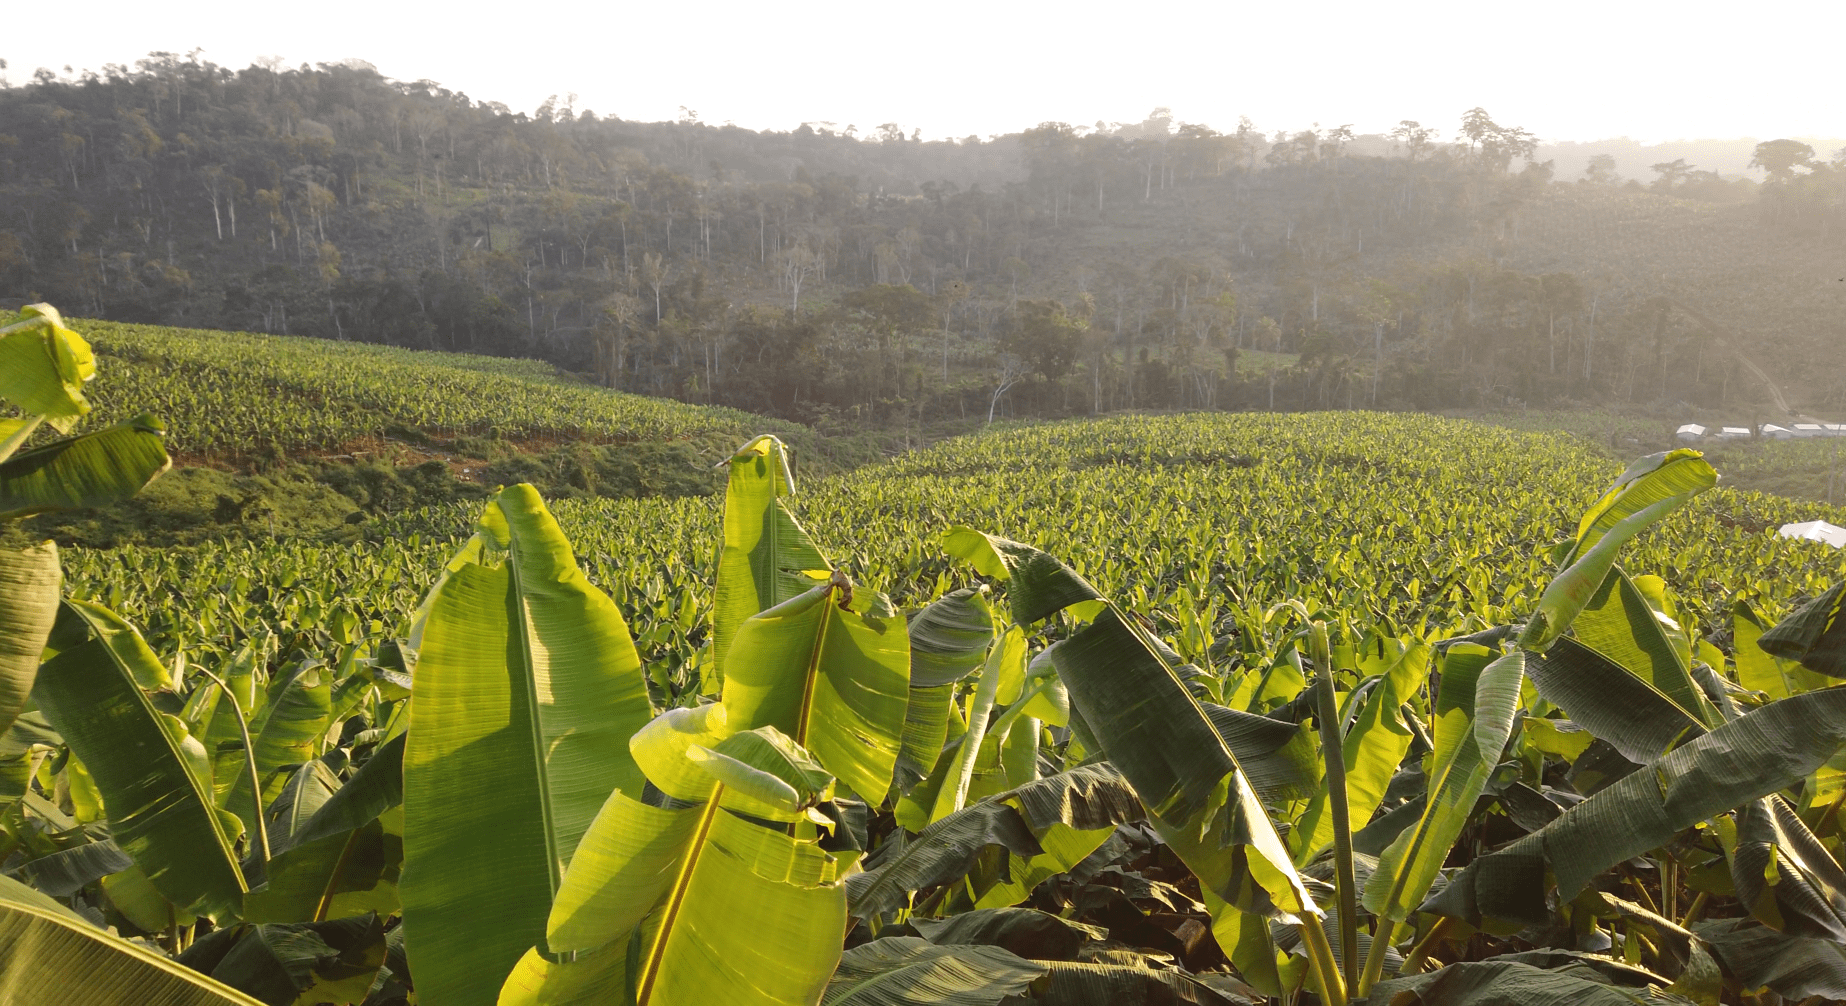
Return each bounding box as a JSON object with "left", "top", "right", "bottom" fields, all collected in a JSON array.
[
  {"left": 16, "top": 314, "right": 1846, "bottom": 1006},
  {"left": 78, "top": 319, "right": 791, "bottom": 457},
  {"left": 62, "top": 412, "right": 1846, "bottom": 684}
]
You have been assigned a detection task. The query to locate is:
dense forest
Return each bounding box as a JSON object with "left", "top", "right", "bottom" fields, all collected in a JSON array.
[{"left": 2, "top": 53, "right": 1844, "bottom": 425}]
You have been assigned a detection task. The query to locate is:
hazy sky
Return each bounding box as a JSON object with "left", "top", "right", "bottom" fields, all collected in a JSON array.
[{"left": 4, "top": 0, "right": 1839, "bottom": 145}]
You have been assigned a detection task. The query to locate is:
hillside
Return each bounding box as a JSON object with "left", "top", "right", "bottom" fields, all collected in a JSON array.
[
  {"left": 5, "top": 318, "right": 896, "bottom": 548},
  {"left": 3, "top": 58, "right": 1843, "bottom": 431}
]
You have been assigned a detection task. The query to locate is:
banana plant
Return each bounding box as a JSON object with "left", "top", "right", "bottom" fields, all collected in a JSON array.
[
  {"left": 499, "top": 723, "right": 849, "bottom": 1006},
  {"left": 399, "top": 484, "right": 654, "bottom": 1006},
  {"left": 1, "top": 304, "right": 169, "bottom": 736},
  {"left": 712, "top": 434, "right": 830, "bottom": 679},
  {"left": 0, "top": 874, "right": 263, "bottom": 1005},
  {"left": 943, "top": 529, "right": 1334, "bottom": 1002}
]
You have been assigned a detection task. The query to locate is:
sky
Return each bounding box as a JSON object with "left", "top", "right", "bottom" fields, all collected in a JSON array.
[{"left": 3, "top": 0, "right": 1841, "bottom": 146}]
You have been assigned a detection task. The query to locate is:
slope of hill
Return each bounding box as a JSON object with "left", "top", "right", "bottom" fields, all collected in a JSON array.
[
  {"left": 6, "top": 318, "right": 894, "bottom": 548},
  {"left": 79, "top": 318, "right": 791, "bottom": 458}
]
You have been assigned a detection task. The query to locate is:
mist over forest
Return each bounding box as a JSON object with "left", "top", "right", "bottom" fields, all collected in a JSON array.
[{"left": 3, "top": 53, "right": 1844, "bottom": 427}]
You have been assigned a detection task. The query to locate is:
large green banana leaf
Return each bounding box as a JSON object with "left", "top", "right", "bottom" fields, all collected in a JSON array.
[
  {"left": 930, "top": 626, "right": 1023, "bottom": 823},
  {"left": 1427, "top": 685, "right": 1846, "bottom": 927},
  {"left": 1362, "top": 642, "right": 1504, "bottom": 925},
  {"left": 0, "top": 303, "right": 94, "bottom": 430},
  {"left": 1527, "top": 636, "right": 1705, "bottom": 765},
  {"left": 720, "top": 580, "right": 910, "bottom": 800},
  {"left": 198, "top": 643, "right": 266, "bottom": 804},
  {"left": 1729, "top": 795, "right": 1846, "bottom": 942},
  {"left": 503, "top": 728, "right": 847, "bottom": 1006},
  {"left": 224, "top": 665, "right": 331, "bottom": 840},
  {"left": 0, "top": 414, "right": 172, "bottom": 521},
  {"left": 1199, "top": 704, "right": 1318, "bottom": 803},
  {"left": 1695, "top": 917, "right": 1846, "bottom": 1001},
  {"left": 1291, "top": 638, "right": 1429, "bottom": 864},
  {"left": 941, "top": 527, "right": 1102, "bottom": 624},
  {"left": 401, "top": 485, "right": 653, "bottom": 1006},
  {"left": 0, "top": 541, "right": 59, "bottom": 736},
  {"left": 1570, "top": 568, "right": 1713, "bottom": 726},
  {"left": 31, "top": 601, "right": 246, "bottom": 920},
  {"left": 713, "top": 435, "right": 831, "bottom": 676},
  {"left": 1521, "top": 495, "right": 1693, "bottom": 653},
  {"left": 822, "top": 936, "right": 1048, "bottom": 1006},
  {"left": 1757, "top": 581, "right": 1846, "bottom": 678},
  {"left": 1052, "top": 606, "right": 1314, "bottom": 919},
  {"left": 1560, "top": 449, "right": 1717, "bottom": 566},
  {"left": 908, "top": 588, "right": 998, "bottom": 687},
  {"left": 0, "top": 875, "right": 263, "bottom": 1006}
]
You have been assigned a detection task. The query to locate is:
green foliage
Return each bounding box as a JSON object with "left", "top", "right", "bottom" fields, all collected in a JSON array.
[{"left": 11, "top": 414, "right": 1846, "bottom": 1006}]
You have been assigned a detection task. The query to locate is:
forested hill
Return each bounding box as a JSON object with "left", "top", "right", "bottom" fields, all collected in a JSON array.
[{"left": 3, "top": 55, "right": 1844, "bottom": 425}]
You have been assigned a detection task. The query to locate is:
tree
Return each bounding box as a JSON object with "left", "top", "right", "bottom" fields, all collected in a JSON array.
[
  {"left": 1583, "top": 154, "right": 1618, "bottom": 185},
  {"left": 1751, "top": 139, "right": 1815, "bottom": 183},
  {"left": 1649, "top": 159, "right": 1695, "bottom": 193},
  {"left": 1390, "top": 121, "right": 1438, "bottom": 163}
]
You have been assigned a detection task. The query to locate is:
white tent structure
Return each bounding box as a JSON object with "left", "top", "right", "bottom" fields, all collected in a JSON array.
[
  {"left": 1792, "top": 424, "right": 1827, "bottom": 438},
  {"left": 1676, "top": 424, "right": 1707, "bottom": 441},
  {"left": 1715, "top": 427, "right": 1752, "bottom": 440},
  {"left": 1779, "top": 521, "right": 1846, "bottom": 549},
  {"left": 1761, "top": 424, "right": 1795, "bottom": 440}
]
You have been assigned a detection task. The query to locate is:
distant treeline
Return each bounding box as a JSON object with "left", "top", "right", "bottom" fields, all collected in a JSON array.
[{"left": 3, "top": 54, "right": 1843, "bottom": 425}]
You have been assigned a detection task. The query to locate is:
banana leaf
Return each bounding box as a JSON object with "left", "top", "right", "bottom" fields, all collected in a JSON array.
[
  {"left": 1526, "top": 636, "right": 1706, "bottom": 765},
  {"left": 720, "top": 580, "right": 910, "bottom": 801},
  {"left": 909, "top": 588, "right": 997, "bottom": 687},
  {"left": 822, "top": 936, "right": 1047, "bottom": 1006},
  {"left": 198, "top": 643, "right": 267, "bottom": 803},
  {"left": 1729, "top": 795, "right": 1846, "bottom": 941},
  {"left": 1570, "top": 568, "right": 1713, "bottom": 727},
  {"left": 848, "top": 764, "right": 1141, "bottom": 920},
  {"left": 1695, "top": 917, "right": 1846, "bottom": 1001},
  {"left": 506, "top": 729, "right": 847, "bottom": 1006},
  {"left": 713, "top": 435, "right": 830, "bottom": 676},
  {"left": 1561, "top": 449, "right": 1717, "bottom": 567},
  {"left": 178, "top": 912, "right": 387, "bottom": 1006},
  {"left": 0, "top": 875, "right": 263, "bottom": 1006},
  {"left": 1521, "top": 495, "right": 1693, "bottom": 653},
  {"left": 910, "top": 907, "right": 1108, "bottom": 961},
  {"left": 400, "top": 485, "right": 653, "bottom": 1006},
  {"left": 941, "top": 527, "right": 1103, "bottom": 624},
  {"left": 6, "top": 837, "right": 132, "bottom": 897},
  {"left": 1365, "top": 959, "right": 1692, "bottom": 1005},
  {"left": 262, "top": 762, "right": 342, "bottom": 850},
  {"left": 1732, "top": 601, "right": 1828, "bottom": 699},
  {"left": 0, "top": 414, "right": 172, "bottom": 521},
  {"left": 0, "top": 541, "right": 59, "bottom": 736},
  {"left": 1757, "top": 582, "right": 1846, "bottom": 678},
  {"left": 1362, "top": 642, "right": 1502, "bottom": 925},
  {"left": 1015, "top": 960, "right": 1252, "bottom": 1005},
  {"left": 225, "top": 665, "right": 331, "bottom": 840},
  {"left": 1426, "top": 685, "right": 1846, "bottom": 927},
  {"left": 31, "top": 601, "right": 246, "bottom": 920},
  {"left": 1052, "top": 606, "right": 1313, "bottom": 919},
  {"left": 894, "top": 683, "right": 957, "bottom": 796},
  {"left": 0, "top": 303, "right": 94, "bottom": 430},
  {"left": 1199, "top": 704, "right": 1318, "bottom": 803},
  {"left": 243, "top": 736, "right": 406, "bottom": 923}
]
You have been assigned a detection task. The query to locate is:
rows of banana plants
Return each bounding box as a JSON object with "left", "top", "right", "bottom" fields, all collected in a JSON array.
[{"left": 7, "top": 306, "right": 1846, "bottom": 1004}]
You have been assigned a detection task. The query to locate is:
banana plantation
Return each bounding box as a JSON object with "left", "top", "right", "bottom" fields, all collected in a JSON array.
[{"left": 5, "top": 304, "right": 1846, "bottom": 1006}]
